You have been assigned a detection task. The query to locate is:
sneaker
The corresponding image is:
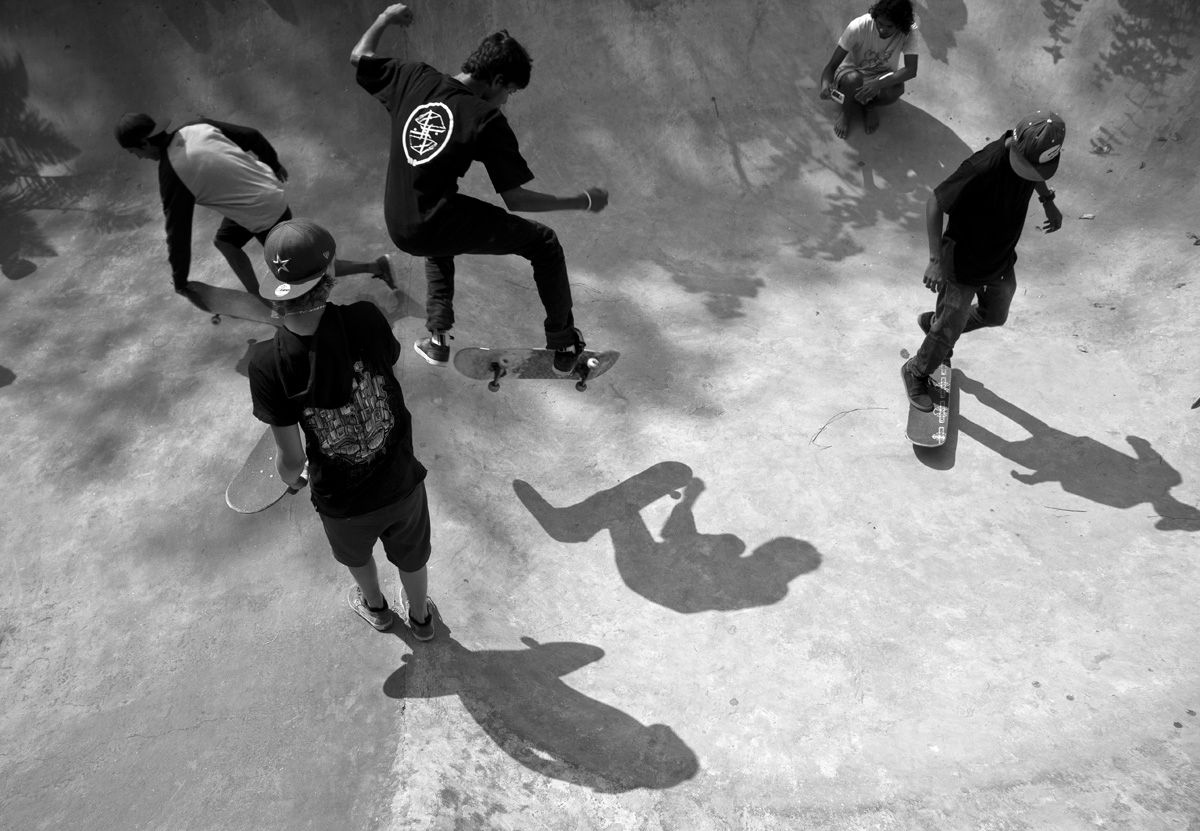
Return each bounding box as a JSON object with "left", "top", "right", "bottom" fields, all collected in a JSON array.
[
  {"left": 402, "top": 591, "right": 436, "bottom": 642},
  {"left": 551, "top": 328, "right": 586, "bottom": 375},
  {"left": 414, "top": 332, "right": 451, "bottom": 366},
  {"left": 347, "top": 585, "right": 395, "bottom": 631},
  {"left": 373, "top": 255, "right": 396, "bottom": 290},
  {"left": 901, "top": 361, "right": 934, "bottom": 412},
  {"left": 917, "top": 311, "right": 933, "bottom": 335}
]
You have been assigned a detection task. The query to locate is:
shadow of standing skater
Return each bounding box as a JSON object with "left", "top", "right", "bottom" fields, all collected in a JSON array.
[
  {"left": 383, "top": 618, "right": 698, "bottom": 792},
  {"left": 957, "top": 373, "right": 1200, "bottom": 531}
]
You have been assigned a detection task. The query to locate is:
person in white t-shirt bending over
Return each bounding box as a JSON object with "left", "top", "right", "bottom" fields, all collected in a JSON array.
[{"left": 819, "top": 0, "right": 920, "bottom": 139}]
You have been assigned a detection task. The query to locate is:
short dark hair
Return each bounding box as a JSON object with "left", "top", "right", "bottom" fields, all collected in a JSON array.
[
  {"left": 461, "top": 30, "right": 532, "bottom": 88},
  {"left": 868, "top": 0, "right": 915, "bottom": 33}
]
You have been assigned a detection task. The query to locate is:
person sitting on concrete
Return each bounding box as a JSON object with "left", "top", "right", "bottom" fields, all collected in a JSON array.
[
  {"left": 115, "top": 112, "right": 393, "bottom": 307},
  {"left": 819, "top": 0, "right": 921, "bottom": 139}
]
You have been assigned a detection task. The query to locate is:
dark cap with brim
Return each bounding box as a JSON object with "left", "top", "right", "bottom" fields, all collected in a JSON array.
[
  {"left": 1011, "top": 110, "right": 1066, "bottom": 180},
  {"left": 260, "top": 219, "right": 337, "bottom": 301},
  {"left": 115, "top": 112, "right": 171, "bottom": 147}
]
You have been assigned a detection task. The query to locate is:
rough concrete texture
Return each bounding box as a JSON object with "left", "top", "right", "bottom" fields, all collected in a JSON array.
[{"left": 2, "top": 0, "right": 1198, "bottom": 828}]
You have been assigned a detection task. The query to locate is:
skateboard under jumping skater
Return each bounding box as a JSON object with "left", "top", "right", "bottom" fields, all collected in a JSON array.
[
  {"left": 906, "top": 360, "right": 952, "bottom": 447},
  {"left": 453, "top": 347, "right": 620, "bottom": 392},
  {"left": 225, "top": 426, "right": 307, "bottom": 513},
  {"left": 187, "top": 282, "right": 279, "bottom": 327}
]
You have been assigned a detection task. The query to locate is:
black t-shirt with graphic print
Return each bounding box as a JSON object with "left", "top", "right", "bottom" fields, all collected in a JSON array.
[
  {"left": 933, "top": 132, "right": 1037, "bottom": 285},
  {"left": 355, "top": 56, "right": 535, "bottom": 242},
  {"left": 248, "top": 302, "right": 427, "bottom": 519}
]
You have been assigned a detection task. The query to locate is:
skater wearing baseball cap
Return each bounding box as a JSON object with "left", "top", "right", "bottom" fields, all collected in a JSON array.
[
  {"left": 351, "top": 4, "right": 608, "bottom": 373},
  {"left": 246, "top": 218, "right": 436, "bottom": 640},
  {"left": 115, "top": 113, "right": 393, "bottom": 308},
  {"left": 901, "top": 110, "right": 1065, "bottom": 411}
]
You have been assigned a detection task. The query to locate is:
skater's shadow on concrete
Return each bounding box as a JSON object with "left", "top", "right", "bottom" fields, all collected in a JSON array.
[
  {"left": 958, "top": 373, "right": 1200, "bottom": 531},
  {"left": 514, "top": 463, "right": 822, "bottom": 612},
  {"left": 913, "top": 369, "right": 962, "bottom": 470},
  {"left": 383, "top": 619, "right": 698, "bottom": 792},
  {"left": 0, "top": 365, "right": 15, "bottom": 389}
]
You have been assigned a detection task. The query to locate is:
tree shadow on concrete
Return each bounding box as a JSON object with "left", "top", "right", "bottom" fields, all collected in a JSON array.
[
  {"left": 514, "top": 463, "right": 822, "bottom": 612},
  {"left": 789, "top": 101, "right": 973, "bottom": 262},
  {"left": 957, "top": 372, "right": 1200, "bottom": 531},
  {"left": 161, "top": 0, "right": 299, "bottom": 52},
  {"left": 914, "top": 0, "right": 970, "bottom": 63},
  {"left": 1043, "top": 0, "right": 1200, "bottom": 154},
  {"left": 0, "top": 53, "right": 80, "bottom": 280},
  {"left": 383, "top": 618, "right": 699, "bottom": 792},
  {"left": 656, "top": 250, "right": 764, "bottom": 320}
]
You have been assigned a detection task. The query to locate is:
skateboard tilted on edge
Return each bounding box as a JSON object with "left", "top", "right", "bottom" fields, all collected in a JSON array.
[
  {"left": 225, "top": 426, "right": 307, "bottom": 513},
  {"left": 905, "top": 360, "right": 952, "bottom": 447},
  {"left": 453, "top": 347, "right": 620, "bottom": 392},
  {"left": 187, "top": 281, "right": 280, "bottom": 327}
]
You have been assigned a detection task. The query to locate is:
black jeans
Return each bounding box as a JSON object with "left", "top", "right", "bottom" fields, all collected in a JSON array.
[
  {"left": 912, "top": 267, "right": 1017, "bottom": 376},
  {"left": 397, "top": 194, "right": 576, "bottom": 349}
]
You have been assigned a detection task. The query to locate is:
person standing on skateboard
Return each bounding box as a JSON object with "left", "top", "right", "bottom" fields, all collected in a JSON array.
[
  {"left": 115, "top": 113, "right": 393, "bottom": 307},
  {"left": 246, "top": 218, "right": 435, "bottom": 639},
  {"left": 818, "top": 0, "right": 920, "bottom": 139},
  {"left": 901, "top": 110, "right": 1065, "bottom": 411},
  {"left": 351, "top": 4, "right": 609, "bottom": 372}
]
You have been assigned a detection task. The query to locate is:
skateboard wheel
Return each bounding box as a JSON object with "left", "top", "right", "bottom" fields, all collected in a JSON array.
[
  {"left": 586, "top": 357, "right": 600, "bottom": 369},
  {"left": 211, "top": 314, "right": 221, "bottom": 325},
  {"left": 488, "top": 381, "right": 500, "bottom": 392},
  {"left": 575, "top": 380, "right": 587, "bottom": 392}
]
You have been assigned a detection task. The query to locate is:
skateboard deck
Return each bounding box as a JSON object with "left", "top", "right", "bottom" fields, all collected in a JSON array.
[
  {"left": 453, "top": 347, "right": 619, "bottom": 392},
  {"left": 188, "top": 282, "right": 279, "bottom": 327},
  {"left": 906, "top": 361, "right": 952, "bottom": 447},
  {"left": 225, "top": 426, "right": 306, "bottom": 513}
]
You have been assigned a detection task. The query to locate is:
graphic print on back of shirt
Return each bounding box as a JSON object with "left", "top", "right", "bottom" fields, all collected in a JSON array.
[
  {"left": 403, "top": 102, "right": 454, "bottom": 166},
  {"left": 303, "top": 360, "right": 395, "bottom": 464}
]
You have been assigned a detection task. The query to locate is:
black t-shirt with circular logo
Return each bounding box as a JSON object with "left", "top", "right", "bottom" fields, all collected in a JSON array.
[{"left": 356, "top": 57, "right": 534, "bottom": 243}]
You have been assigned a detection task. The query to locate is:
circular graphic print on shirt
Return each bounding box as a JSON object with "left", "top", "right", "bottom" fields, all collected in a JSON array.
[{"left": 402, "top": 102, "right": 454, "bottom": 166}]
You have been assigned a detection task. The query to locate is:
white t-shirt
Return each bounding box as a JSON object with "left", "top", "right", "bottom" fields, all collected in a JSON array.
[
  {"left": 168, "top": 123, "right": 286, "bottom": 233},
  {"left": 836, "top": 13, "right": 921, "bottom": 79}
]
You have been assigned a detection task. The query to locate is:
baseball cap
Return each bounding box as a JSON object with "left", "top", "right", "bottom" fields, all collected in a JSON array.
[
  {"left": 260, "top": 219, "right": 337, "bottom": 301},
  {"left": 114, "top": 112, "right": 171, "bottom": 148},
  {"left": 1009, "top": 110, "right": 1066, "bottom": 180}
]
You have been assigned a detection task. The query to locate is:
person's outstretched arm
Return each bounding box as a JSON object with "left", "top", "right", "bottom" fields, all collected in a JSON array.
[
  {"left": 499, "top": 185, "right": 609, "bottom": 214},
  {"left": 351, "top": 3, "right": 414, "bottom": 65}
]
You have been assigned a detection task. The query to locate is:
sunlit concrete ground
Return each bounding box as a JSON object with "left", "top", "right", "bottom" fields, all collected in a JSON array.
[{"left": 2, "top": 1, "right": 1198, "bottom": 828}]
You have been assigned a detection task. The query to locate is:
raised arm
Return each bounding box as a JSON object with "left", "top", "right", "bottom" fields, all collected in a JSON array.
[{"left": 351, "top": 4, "right": 414, "bottom": 65}]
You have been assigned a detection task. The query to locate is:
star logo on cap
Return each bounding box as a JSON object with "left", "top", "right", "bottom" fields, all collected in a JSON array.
[{"left": 272, "top": 255, "right": 290, "bottom": 273}]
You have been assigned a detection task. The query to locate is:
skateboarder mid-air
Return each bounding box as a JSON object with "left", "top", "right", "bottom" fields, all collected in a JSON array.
[
  {"left": 901, "top": 110, "right": 1065, "bottom": 411},
  {"left": 115, "top": 113, "right": 392, "bottom": 309},
  {"left": 245, "top": 218, "right": 435, "bottom": 640},
  {"left": 351, "top": 3, "right": 609, "bottom": 373}
]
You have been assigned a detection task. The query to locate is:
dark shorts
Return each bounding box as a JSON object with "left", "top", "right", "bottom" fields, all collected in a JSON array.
[
  {"left": 318, "top": 481, "right": 431, "bottom": 572},
  {"left": 213, "top": 207, "right": 293, "bottom": 248}
]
